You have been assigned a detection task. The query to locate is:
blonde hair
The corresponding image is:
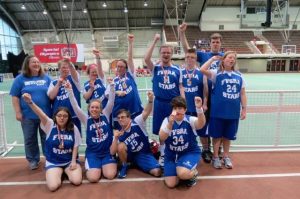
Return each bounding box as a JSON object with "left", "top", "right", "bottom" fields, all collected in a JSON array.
[
  {"left": 22, "top": 55, "right": 45, "bottom": 77},
  {"left": 219, "top": 51, "right": 237, "bottom": 71},
  {"left": 159, "top": 45, "right": 173, "bottom": 54}
]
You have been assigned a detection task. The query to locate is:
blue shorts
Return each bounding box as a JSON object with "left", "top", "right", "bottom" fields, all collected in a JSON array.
[
  {"left": 128, "top": 152, "right": 160, "bottom": 173},
  {"left": 186, "top": 112, "right": 209, "bottom": 137},
  {"left": 45, "top": 159, "right": 80, "bottom": 171},
  {"left": 164, "top": 152, "right": 201, "bottom": 177},
  {"left": 85, "top": 153, "right": 117, "bottom": 170},
  {"left": 208, "top": 118, "right": 239, "bottom": 140},
  {"left": 153, "top": 98, "right": 172, "bottom": 135}
]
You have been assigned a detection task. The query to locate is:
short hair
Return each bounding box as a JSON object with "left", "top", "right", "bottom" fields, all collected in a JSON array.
[
  {"left": 22, "top": 55, "right": 45, "bottom": 77},
  {"left": 170, "top": 96, "right": 187, "bottom": 109},
  {"left": 210, "top": 33, "right": 222, "bottom": 42},
  {"left": 159, "top": 45, "right": 173, "bottom": 54},
  {"left": 86, "top": 64, "right": 98, "bottom": 75},
  {"left": 187, "top": 48, "right": 196, "bottom": 54},
  {"left": 57, "top": 58, "right": 71, "bottom": 69},
  {"left": 52, "top": 107, "right": 74, "bottom": 132},
  {"left": 117, "top": 109, "right": 131, "bottom": 118}
]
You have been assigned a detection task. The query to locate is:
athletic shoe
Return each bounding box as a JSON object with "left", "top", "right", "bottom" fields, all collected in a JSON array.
[
  {"left": 202, "top": 150, "right": 212, "bottom": 163},
  {"left": 118, "top": 163, "right": 128, "bottom": 178},
  {"left": 29, "top": 161, "right": 39, "bottom": 170},
  {"left": 212, "top": 157, "right": 222, "bottom": 169},
  {"left": 158, "top": 155, "right": 164, "bottom": 167},
  {"left": 185, "top": 169, "right": 198, "bottom": 187},
  {"left": 223, "top": 157, "right": 233, "bottom": 169}
]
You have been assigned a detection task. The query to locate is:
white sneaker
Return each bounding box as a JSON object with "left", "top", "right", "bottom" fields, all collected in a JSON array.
[{"left": 223, "top": 157, "right": 233, "bottom": 169}]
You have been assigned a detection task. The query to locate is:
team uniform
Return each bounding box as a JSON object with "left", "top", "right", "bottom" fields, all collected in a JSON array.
[
  {"left": 181, "top": 68, "right": 208, "bottom": 137},
  {"left": 68, "top": 86, "right": 116, "bottom": 170},
  {"left": 10, "top": 74, "right": 52, "bottom": 164},
  {"left": 118, "top": 114, "right": 160, "bottom": 173},
  {"left": 48, "top": 74, "right": 82, "bottom": 133},
  {"left": 83, "top": 78, "right": 108, "bottom": 108},
  {"left": 40, "top": 118, "right": 81, "bottom": 170},
  {"left": 112, "top": 71, "right": 143, "bottom": 128},
  {"left": 152, "top": 64, "right": 182, "bottom": 135},
  {"left": 208, "top": 69, "right": 245, "bottom": 140},
  {"left": 160, "top": 115, "right": 201, "bottom": 177}
]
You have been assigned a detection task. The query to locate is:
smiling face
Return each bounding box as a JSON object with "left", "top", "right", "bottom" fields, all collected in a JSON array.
[
  {"left": 28, "top": 57, "right": 41, "bottom": 76},
  {"left": 116, "top": 60, "right": 127, "bottom": 76},
  {"left": 88, "top": 64, "right": 98, "bottom": 80},
  {"left": 88, "top": 100, "right": 102, "bottom": 119},
  {"left": 160, "top": 46, "right": 173, "bottom": 65},
  {"left": 117, "top": 110, "right": 131, "bottom": 128},
  {"left": 58, "top": 61, "right": 70, "bottom": 79}
]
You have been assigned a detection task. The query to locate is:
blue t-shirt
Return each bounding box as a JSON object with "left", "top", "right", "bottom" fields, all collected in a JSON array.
[
  {"left": 210, "top": 70, "right": 244, "bottom": 119},
  {"left": 197, "top": 51, "right": 224, "bottom": 67},
  {"left": 152, "top": 64, "right": 182, "bottom": 101},
  {"left": 182, "top": 68, "right": 204, "bottom": 113},
  {"left": 163, "top": 115, "right": 200, "bottom": 158},
  {"left": 10, "top": 74, "right": 52, "bottom": 119},
  {"left": 50, "top": 75, "right": 81, "bottom": 117},
  {"left": 83, "top": 78, "right": 108, "bottom": 108},
  {"left": 113, "top": 71, "right": 143, "bottom": 118}
]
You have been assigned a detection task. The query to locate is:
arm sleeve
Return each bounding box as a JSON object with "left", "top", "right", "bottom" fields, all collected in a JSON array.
[
  {"left": 73, "top": 126, "right": 82, "bottom": 147},
  {"left": 40, "top": 118, "right": 54, "bottom": 139}
]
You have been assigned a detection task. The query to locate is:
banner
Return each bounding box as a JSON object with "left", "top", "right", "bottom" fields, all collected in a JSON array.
[{"left": 33, "top": 44, "right": 84, "bottom": 63}]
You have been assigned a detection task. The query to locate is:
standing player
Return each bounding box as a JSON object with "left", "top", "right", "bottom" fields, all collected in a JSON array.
[
  {"left": 200, "top": 51, "right": 247, "bottom": 169},
  {"left": 111, "top": 34, "right": 143, "bottom": 129},
  {"left": 179, "top": 23, "right": 224, "bottom": 162},
  {"left": 144, "top": 33, "right": 185, "bottom": 165},
  {"left": 47, "top": 57, "right": 81, "bottom": 133},
  {"left": 83, "top": 49, "right": 108, "bottom": 109},
  {"left": 159, "top": 96, "right": 206, "bottom": 187},
  {"left": 181, "top": 48, "right": 211, "bottom": 161},
  {"left": 114, "top": 91, "right": 161, "bottom": 178}
]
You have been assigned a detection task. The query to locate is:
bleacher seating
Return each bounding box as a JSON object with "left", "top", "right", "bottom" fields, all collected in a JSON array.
[{"left": 164, "top": 26, "right": 254, "bottom": 54}]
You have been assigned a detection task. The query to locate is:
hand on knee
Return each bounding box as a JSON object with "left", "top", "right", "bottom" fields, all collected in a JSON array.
[{"left": 150, "top": 168, "right": 162, "bottom": 177}]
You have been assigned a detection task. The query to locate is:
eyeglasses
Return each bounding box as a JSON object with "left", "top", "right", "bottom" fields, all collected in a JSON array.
[
  {"left": 56, "top": 114, "right": 69, "bottom": 118},
  {"left": 117, "top": 115, "right": 128, "bottom": 120}
]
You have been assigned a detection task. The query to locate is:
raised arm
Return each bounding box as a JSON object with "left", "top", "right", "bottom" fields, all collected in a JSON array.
[
  {"left": 127, "top": 34, "right": 135, "bottom": 74},
  {"left": 11, "top": 96, "right": 22, "bottom": 121},
  {"left": 65, "top": 82, "right": 88, "bottom": 126},
  {"left": 64, "top": 56, "right": 79, "bottom": 83},
  {"left": 200, "top": 56, "right": 221, "bottom": 79},
  {"left": 179, "top": 22, "right": 190, "bottom": 54},
  {"left": 144, "top": 33, "right": 161, "bottom": 71},
  {"left": 141, "top": 91, "right": 154, "bottom": 121},
  {"left": 103, "top": 80, "right": 116, "bottom": 119},
  {"left": 22, "top": 93, "right": 49, "bottom": 126},
  {"left": 193, "top": 96, "right": 206, "bottom": 129},
  {"left": 93, "top": 49, "right": 105, "bottom": 79},
  {"left": 47, "top": 78, "right": 64, "bottom": 100}
]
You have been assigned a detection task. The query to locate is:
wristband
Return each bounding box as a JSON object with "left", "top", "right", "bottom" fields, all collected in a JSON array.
[
  {"left": 196, "top": 107, "right": 204, "bottom": 114},
  {"left": 148, "top": 101, "right": 153, "bottom": 103},
  {"left": 27, "top": 101, "right": 33, "bottom": 105}
]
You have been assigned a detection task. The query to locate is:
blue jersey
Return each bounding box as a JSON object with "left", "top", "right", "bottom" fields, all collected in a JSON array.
[
  {"left": 182, "top": 68, "right": 204, "bottom": 113},
  {"left": 118, "top": 115, "right": 151, "bottom": 154},
  {"left": 197, "top": 51, "right": 224, "bottom": 67},
  {"left": 113, "top": 72, "right": 143, "bottom": 118},
  {"left": 163, "top": 115, "right": 200, "bottom": 157},
  {"left": 152, "top": 64, "right": 182, "bottom": 101},
  {"left": 83, "top": 78, "right": 108, "bottom": 108},
  {"left": 45, "top": 124, "right": 76, "bottom": 164},
  {"left": 210, "top": 70, "right": 244, "bottom": 119},
  {"left": 85, "top": 115, "right": 113, "bottom": 157},
  {"left": 10, "top": 74, "right": 52, "bottom": 119},
  {"left": 51, "top": 75, "right": 81, "bottom": 117}
]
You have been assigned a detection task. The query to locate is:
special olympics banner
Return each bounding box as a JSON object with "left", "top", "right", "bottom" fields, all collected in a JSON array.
[{"left": 33, "top": 44, "right": 84, "bottom": 63}]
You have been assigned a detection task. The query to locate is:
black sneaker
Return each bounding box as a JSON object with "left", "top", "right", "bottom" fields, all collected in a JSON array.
[
  {"left": 185, "top": 169, "right": 198, "bottom": 187},
  {"left": 202, "top": 150, "right": 212, "bottom": 163}
]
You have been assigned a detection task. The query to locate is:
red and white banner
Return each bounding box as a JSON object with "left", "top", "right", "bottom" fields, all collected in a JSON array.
[{"left": 33, "top": 44, "right": 84, "bottom": 63}]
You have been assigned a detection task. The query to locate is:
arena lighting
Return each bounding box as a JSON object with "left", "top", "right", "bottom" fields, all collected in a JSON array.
[
  {"left": 62, "top": 3, "right": 67, "bottom": 9},
  {"left": 124, "top": 6, "right": 128, "bottom": 13},
  {"left": 83, "top": 8, "right": 87, "bottom": 13},
  {"left": 43, "top": 9, "right": 47, "bottom": 15},
  {"left": 144, "top": 1, "right": 148, "bottom": 7},
  {"left": 21, "top": 4, "right": 26, "bottom": 10},
  {"left": 102, "top": 2, "right": 107, "bottom": 8}
]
